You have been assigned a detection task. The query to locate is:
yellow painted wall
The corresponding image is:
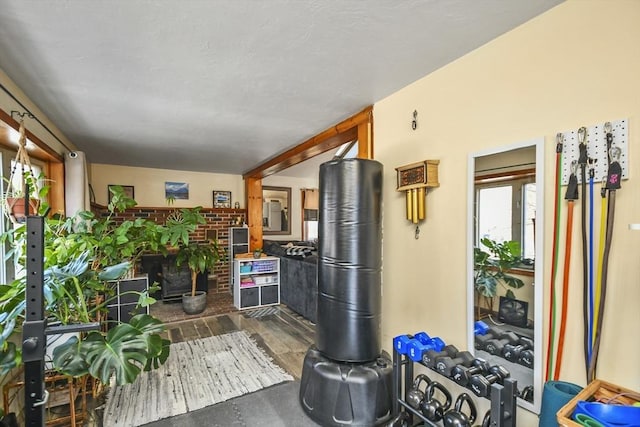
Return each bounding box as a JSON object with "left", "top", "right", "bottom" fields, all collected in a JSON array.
[
  {"left": 375, "top": 0, "right": 640, "bottom": 421},
  {"left": 91, "top": 163, "right": 244, "bottom": 208}
]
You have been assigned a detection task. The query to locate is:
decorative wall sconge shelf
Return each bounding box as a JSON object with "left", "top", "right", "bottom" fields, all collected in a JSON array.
[{"left": 395, "top": 160, "right": 440, "bottom": 225}]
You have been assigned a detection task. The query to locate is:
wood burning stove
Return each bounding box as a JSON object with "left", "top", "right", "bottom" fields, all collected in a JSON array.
[{"left": 140, "top": 254, "right": 208, "bottom": 301}]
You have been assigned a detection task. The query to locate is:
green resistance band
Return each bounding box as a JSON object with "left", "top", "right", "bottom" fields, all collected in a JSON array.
[{"left": 575, "top": 413, "right": 605, "bottom": 427}]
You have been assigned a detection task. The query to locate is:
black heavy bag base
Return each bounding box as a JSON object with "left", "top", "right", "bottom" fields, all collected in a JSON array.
[{"left": 299, "top": 346, "right": 393, "bottom": 427}]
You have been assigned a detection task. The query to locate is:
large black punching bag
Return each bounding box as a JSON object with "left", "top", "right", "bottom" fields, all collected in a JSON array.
[{"left": 316, "top": 158, "right": 383, "bottom": 363}]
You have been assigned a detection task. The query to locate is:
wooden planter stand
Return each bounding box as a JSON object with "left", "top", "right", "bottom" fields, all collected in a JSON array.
[{"left": 3, "top": 371, "right": 89, "bottom": 427}]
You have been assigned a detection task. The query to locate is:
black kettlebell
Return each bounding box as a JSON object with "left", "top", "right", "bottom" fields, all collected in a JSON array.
[
  {"left": 443, "top": 393, "right": 477, "bottom": 427},
  {"left": 419, "top": 381, "right": 452, "bottom": 422},
  {"left": 406, "top": 373, "right": 431, "bottom": 409},
  {"left": 475, "top": 410, "right": 491, "bottom": 427},
  {"left": 384, "top": 411, "right": 410, "bottom": 427},
  {"left": 520, "top": 385, "right": 534, "bottom": 403}
]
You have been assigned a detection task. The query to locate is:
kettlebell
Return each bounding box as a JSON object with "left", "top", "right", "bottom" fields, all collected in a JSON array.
[
  {"left": 475, "top": 410, "right": 491, "bottom": 427},
  {"left": 384, "top": 411, "right": 410, "bottom": 427},
  {"left": 443, "top": 393, "right": 477, "bottom": 427},
  {"left": 419, "top": 381, "right": 452, "bottom": 422},
  {"left": 406, "top": 373, "right": 431, "bottom": 409},
  {"left": 520, "top": 385, "right": 534, "bottom": 403}
]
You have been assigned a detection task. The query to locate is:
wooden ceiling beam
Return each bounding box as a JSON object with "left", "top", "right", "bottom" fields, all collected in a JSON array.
[{"left": 243, "top": 105, "right": 372, "bottom": 179}]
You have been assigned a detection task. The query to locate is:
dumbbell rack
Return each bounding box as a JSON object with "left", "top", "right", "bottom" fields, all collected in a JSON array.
[{"left": 392, "top": 349, "right": 518, "bottom": 426}]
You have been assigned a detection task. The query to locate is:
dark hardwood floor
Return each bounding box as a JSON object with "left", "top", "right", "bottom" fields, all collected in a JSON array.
[
  {"left": 83, "top": 305, "right": 313, "bottom": 426},
  {"left": 160, "top": 305, "right": 315, "bottom": 380}
]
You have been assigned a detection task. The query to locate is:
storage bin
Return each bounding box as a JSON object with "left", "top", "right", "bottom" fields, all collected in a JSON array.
[
  {"left": 252, "top": 260, "right": 277, "bottom": 272},
  {"left": 240, "top": 288, "right": 259, "bottom": 308},
  {"left": 253, "top": 274, "right": 277, "bottom": 285},
  {"left": 239, "top": 263, "right": 252, "bottom": 273},
  {"left": 557, "top": 379, "right": 640, "bottom": 426},
  {"left": 261, "top": 285, "right": 279, "bottom": 305}
]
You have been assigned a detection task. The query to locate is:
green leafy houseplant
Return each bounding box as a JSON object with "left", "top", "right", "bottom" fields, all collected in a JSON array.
[
  {"left": 474, "top": 237, "right": 525, "bottom": 317},
  {"left": 0, "top": 186, "right": 170, "bottom": 386},
  {"left": 175, "top": 241, "right": 222, "bottom": 297},
  {"left": 253, "top": 247, "right": 263, "bottom": 259},
  {"left": 155, "top": 205, "right": 223, "bottom": 314},
  {"left": 176, "top": 242, "right": 221, "bottom": 297}
]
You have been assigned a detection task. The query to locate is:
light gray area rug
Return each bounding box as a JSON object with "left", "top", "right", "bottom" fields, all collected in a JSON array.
[{"left": 103, "top": 331, "right": 294, "bottom": 426}]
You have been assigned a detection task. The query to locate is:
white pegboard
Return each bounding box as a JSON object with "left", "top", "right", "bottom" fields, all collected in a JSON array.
[{"left": 560, "top": 119, "right": 628, "bottom": 185}]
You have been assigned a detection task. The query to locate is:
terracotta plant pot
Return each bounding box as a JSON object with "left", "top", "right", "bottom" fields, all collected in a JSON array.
[
  {"left": 182, "top": 291, "right": 207, "bottom": 314},
  {"left": 5, "top": 197, "right": 40, "bottom": 222}
]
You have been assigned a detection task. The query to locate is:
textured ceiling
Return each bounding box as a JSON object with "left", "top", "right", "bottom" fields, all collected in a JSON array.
[{"left": 0, "top": 0, "right": 562, "bottom": 175}]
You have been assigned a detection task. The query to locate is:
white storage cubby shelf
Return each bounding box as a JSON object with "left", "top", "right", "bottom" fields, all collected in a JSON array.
[{"left": 233, "top": 256, "right": 280, "bottom": 310}]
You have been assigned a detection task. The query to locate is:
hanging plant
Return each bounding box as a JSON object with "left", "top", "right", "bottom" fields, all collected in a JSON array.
[{"left": 1, "top": 119, "right": 47, "bottom": 223}]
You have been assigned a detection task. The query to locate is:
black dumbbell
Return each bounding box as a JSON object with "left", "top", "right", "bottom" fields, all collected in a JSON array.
[
  {"left": 484, "top": 331, "right": 519, "bottom": 355},
  {"left": 473, "top": 327, "right": 501, "bottom": 350},
  {"left": 435, "top": 351, "right": 474, "bottom": 377},
  {"left": 422, "top": 344, "right": 459, "bottom": 369},
  {"left": 519, "top": 336, "right": 534, "bottom": 348},
  {"left": 502, "top": 337, "right": 533, "bottom": 362},
  {"left": 468, "top": 365, "right": 510, "bottom": 397},
  {"left": 518, "top": 348, "right": 534, "bottom": 368},
  {"left": 450, "top": 358, "right": 490, "bottom": 387}
]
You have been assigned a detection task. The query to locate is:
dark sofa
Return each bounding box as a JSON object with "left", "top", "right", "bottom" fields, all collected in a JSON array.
[{"left": 263, "top": 240, "right": 318, "bottom": 323}]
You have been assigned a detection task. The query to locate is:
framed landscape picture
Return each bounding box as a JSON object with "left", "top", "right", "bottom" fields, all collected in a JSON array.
[
  {"left": 213, "top": 190, "right": 231, "bottom": 208},
  {"left": 165, "top": 182, "right": 189, "bottom": 200},
  {"left": 108, "top": 185, "right": 135, "bottom": 203}
]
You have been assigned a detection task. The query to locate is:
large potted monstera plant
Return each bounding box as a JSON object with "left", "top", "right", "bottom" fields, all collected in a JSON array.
[
  {"left": 0, "top": 186, "right": 170, "bottom": 387},
  {"left": 474, "top": 237, "right": 525, "bottom": 319}
]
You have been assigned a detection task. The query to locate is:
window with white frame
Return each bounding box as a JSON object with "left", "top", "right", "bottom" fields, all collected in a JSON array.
[{"left": 475, "top": 172, "right": 536, "bottom": 265}]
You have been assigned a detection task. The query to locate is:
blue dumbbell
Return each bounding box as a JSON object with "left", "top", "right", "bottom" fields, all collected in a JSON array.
[
  {"left": 393, "top": 332, "right": 431, "bottom": 355},
  {"left": 407, "top": 336, "right": 446, "bottom": 362},
  {"left": 474, "top": 320, "right": 489, "bottom": 335}
]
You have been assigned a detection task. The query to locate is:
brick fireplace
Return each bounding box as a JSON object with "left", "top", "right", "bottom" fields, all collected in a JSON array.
[{"left": 91, "top": 204, "right": 246, "bottom": 294}]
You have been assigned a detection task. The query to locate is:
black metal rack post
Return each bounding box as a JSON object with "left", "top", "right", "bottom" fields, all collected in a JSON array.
[
  {"left": 21, "top": 216, "right": 100, "bottom": 427},
  {"left": 490, "top": 378, "right": 518, "bottom": 427},
  {"left": 22, "top": 217, "right": 47, "bottom": 426}
]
